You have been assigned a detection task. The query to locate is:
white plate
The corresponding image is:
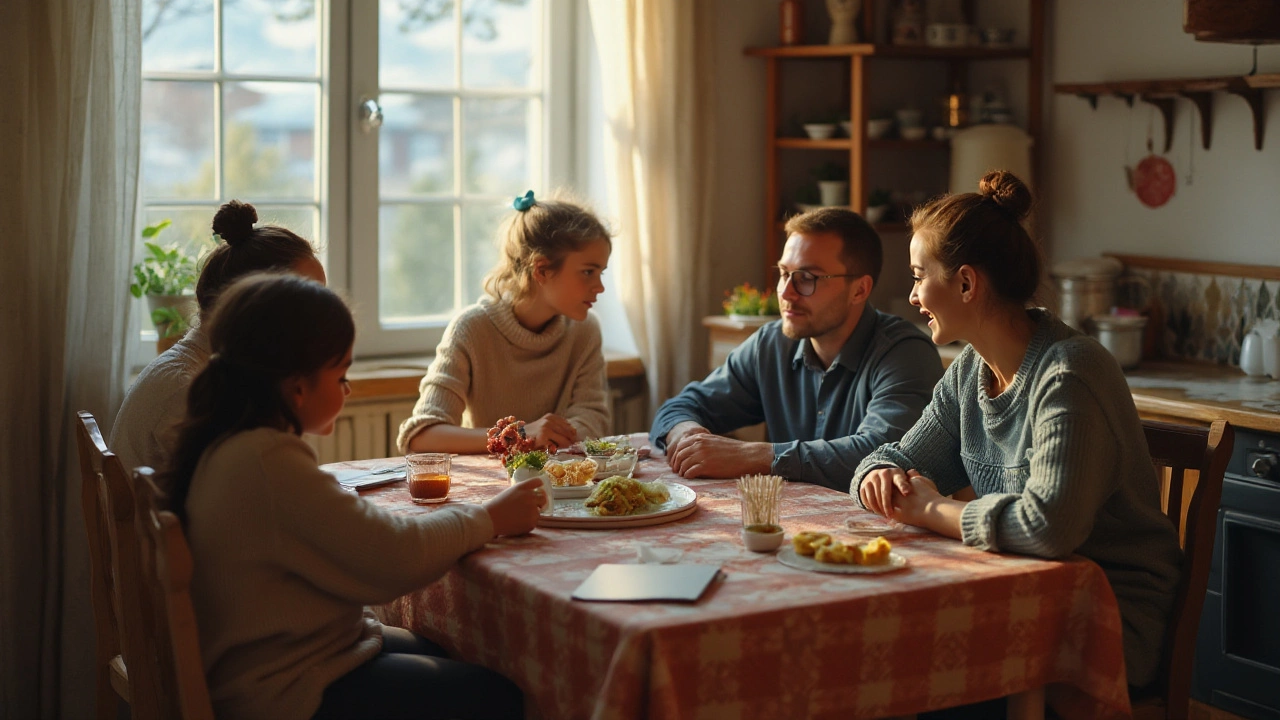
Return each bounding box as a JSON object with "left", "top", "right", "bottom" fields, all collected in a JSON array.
[
  {"left": 776, "top": 546, "right": 908, "bottom": 574},
  {"left": 537, "top": 482, "right": 697, "bottom": 529},
  {"left": 550, "top": 482, "right": 594, "bottom": 499}
]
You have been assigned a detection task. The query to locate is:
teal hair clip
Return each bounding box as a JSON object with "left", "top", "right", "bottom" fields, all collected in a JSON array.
[{"left": 513, "top": 190, "right": 536, "bottom": 212}]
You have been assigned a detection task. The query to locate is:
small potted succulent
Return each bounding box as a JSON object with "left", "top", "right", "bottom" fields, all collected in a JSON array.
[
  {"left": 865, "top": 188, "right": 892, "bottom": 224},
  {"left": 129, "top": 219, "right": 201, "bottom": 353},
  {"left": 812, "top": 162, "right": 849, "bottom": 207},
  {"left": 723, "top": 283, "right": 780, "bottom": 323}
]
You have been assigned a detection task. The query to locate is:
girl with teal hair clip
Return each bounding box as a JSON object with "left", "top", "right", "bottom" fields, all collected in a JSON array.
[{"left": 397, "top": 190, "right": 616, "bottom": 455}]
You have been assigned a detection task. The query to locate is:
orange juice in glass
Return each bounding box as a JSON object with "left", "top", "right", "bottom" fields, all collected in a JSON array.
[{"left": 406, "top": 453, "right": 451, "bottom": 504}]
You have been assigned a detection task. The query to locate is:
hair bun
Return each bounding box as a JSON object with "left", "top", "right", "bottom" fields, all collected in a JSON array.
[
  {"left": 977, "top": 170, "right": 1032, "bottom": 221},
  {"left": 212, "top": 200, "right": 258, "bottom": 245}
]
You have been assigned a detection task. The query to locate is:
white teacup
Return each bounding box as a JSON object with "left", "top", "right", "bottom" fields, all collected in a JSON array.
[{"left": 510, "top": 466, "right": 556, "bottom": 513}]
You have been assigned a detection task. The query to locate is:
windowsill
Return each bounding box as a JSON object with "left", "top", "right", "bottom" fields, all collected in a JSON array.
[{"left": 346, "top": 350, "right": 646, "bottom": 402}]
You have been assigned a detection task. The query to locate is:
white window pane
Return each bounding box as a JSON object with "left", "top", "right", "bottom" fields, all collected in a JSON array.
[
  {"left": 462, "top": 0, "right": 538, "bottom": 89},
  {"left": 379, "top": 94, "right": 454, "bottom": 197},
  {"left": 141, "top": 206, "right": 219, "bottom": 263},
  {"left": 223, "top": 82, "right": 317, "bottom": 199},
  {"left": 380, "top": 203, "right": 455, "bottom": 321},
  {"left": 142, "top": 0, "right": 215, "bottom": 72},
  {"left": 462, "top": 202, "right": 506, "bottom": 304},
  {"left": 462, "top": 97, "right": 532, "bottom": 195},
  {"left": 253, "top": 205, "right": 323, "bottom": 268},
  {"left": 142, "top": 81, "right": 216, "bottom": 200},
  {"left": 380, "top": 0, "right": 455, "bottom": 89},
  {"left": 224, "top": 0, "right": 319, "bottom": 77}
]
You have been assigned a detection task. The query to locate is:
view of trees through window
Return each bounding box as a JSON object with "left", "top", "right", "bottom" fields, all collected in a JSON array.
[{"left": 139, "top": 0, "right": 544, "bottom": 346}]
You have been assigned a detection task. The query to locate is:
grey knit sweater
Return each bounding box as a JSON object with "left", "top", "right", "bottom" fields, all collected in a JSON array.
[{"left": 852, "top": 310, "right": 1181, "bottom": 688}]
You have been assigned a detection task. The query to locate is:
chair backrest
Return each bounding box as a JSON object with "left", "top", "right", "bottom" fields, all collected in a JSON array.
[
  {"left": 133, "top": 467, "right": 215, "bottom": 720},
  {"left": 76, "top": 411, "right": 129, "bottom": 718},
  {"left": 1141, "top": 419, "right": 1233, "bottom": 720}
]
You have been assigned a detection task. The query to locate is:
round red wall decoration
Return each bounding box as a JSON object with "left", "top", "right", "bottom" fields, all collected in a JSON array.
[{"left": 1132, "top": 154, "right": 1176, "bottom": 208}]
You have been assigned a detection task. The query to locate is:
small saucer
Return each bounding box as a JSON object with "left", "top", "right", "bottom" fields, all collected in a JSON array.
[{"left": 741, "top": 525, "right": 785, "bottom": 553}]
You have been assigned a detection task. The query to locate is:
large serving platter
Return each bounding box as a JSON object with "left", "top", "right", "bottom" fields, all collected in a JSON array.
[{"left": 537, "top": 481, "right": 697, "bottom": 529}]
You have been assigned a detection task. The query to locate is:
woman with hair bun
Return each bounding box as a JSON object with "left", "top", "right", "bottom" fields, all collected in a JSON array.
[
  {"left": 111, "top": 200, "right": 326, "bottom": 474},
  {"left": 851, "top": 171, "right": 1181, "bottom": 697}
]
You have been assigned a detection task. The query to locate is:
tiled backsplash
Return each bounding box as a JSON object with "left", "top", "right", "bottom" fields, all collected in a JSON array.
[{"left": 1126, "top": 267, "right": 1280, "bottom": 366}]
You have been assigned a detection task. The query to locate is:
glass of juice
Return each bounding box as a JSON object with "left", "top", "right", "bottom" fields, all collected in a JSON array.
[{"left": 406, "top": 453, "right": 451, "bottom": 504}]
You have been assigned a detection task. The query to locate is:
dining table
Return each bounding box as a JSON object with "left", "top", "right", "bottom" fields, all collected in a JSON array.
[{"left": 331, "top": 437, "right": 1132, "bottom": 720}]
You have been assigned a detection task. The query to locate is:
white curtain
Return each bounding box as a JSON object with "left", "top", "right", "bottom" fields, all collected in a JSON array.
[
  {"left": 0, "top": 0, "right": 140, "bottom": 717},
  {"left": 586, "top": 0, "right": 716, "bottom": 413}
]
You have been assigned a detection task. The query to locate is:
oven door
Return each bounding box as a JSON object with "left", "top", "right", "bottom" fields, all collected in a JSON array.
[{"left": 1193, "top": 473, "right": 1280, "bottom": 719}]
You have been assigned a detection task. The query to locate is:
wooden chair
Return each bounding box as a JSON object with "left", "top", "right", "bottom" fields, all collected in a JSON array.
[
  {"left": 76, "top": 411, "right": 130, "bottom": 719},
  {"left": 133, "top": 467, "right": 215, "bottom": 720},
  {"left": 77, "top": 411, "right": 168, "bottom": 719},
  {"left": 1133, "top": 419, "right": 1233, "bottom": 720}
]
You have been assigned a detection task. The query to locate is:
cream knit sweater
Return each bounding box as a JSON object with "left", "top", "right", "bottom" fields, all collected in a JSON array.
[
  {"left": 396, "top": 297, "right": 611, "bottom": 453},
  {"left": 185, "top": 427, "right": 495, "bottom": 720},
  {"left": 110, "top": 327, "right": 211, "bottom": 474}
]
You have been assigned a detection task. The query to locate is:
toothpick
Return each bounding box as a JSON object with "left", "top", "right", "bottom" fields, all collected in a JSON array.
[{"left": 737, "top": 474, "right": 784, "bottom": 527}]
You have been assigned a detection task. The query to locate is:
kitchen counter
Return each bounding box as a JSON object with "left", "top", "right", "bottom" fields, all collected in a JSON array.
[
  {"left": 936, "top": 346, "right": 1280, "bottom": 433},
  {"left": 1124, "top": 362, "right": 1280, "bottom": 434}
]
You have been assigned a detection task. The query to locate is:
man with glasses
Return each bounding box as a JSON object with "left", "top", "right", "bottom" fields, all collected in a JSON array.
[{"left": 650, "top": 207, "right": 943, "bottom": 490}]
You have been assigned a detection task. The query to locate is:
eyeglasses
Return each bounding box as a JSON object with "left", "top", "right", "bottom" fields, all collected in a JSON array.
[{"left": 776, "top": 268, "right": 860, "bottom": 297}]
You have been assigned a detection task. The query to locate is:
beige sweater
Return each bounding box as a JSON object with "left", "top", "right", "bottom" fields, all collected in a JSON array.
[
  {"left": 110, "top": 328, "right": 211, "bottom": 473},
  {"left": 396, "top": 297, "right": 611, "bottom": 453},
  {"left": 185, "top": 427, "right": 495, "bottom": 720}
]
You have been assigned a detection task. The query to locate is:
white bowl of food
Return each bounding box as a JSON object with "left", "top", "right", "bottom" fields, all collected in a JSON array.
[{"left": 867, "top": 118, "right": 894, "bottom": 139}]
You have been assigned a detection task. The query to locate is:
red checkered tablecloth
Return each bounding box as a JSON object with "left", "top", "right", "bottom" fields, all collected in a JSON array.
[{"left": 333, "top": 444, "right": 1130, "bottom": 720}]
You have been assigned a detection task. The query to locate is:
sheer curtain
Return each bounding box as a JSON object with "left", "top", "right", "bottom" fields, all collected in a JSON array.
[
  {"left": 586, "top": 0, "right": 717, "bottom": 414},
  {"left": 0, "top": 0, "right": 140, "bottom": 717}
]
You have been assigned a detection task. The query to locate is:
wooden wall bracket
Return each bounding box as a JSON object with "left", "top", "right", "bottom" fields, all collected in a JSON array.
[
  {"left": 1139, "top": 96, "right": 1177, "bottom": 153},
  {"left": 1055, "top": 73, "right": 1280, "bottom": 151}
]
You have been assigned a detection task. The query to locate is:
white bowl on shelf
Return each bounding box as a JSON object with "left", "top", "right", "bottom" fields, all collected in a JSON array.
[
  {"left": 864, "top": 205, "right": 888, "bottom": 224},
  {"left": 803, "top": 123, "right": 837, "bottom": 140},
  {"left": 867, "top": 118, "right": 894, "bottom": 139},
  {"left": 839, "top": 120, "right": 853, "bottom": 137},
  {"left": 901, "top": 126, "right": 928, "bottom": 141}
]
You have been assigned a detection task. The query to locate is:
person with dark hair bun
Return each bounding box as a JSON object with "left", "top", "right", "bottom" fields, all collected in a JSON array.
[
  {"left": 165, "top": 274, "right": 539, "bottom": 720},
  {"left": 111, "top": 200, "right": 326, "bottom": 474},
  {"left": 851, "top": 171, "right": 1181, "bottom": 697}
]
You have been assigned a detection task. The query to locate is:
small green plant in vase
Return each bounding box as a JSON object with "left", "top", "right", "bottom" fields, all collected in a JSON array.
[
  {"left": 130, "top": 219, "right": 201, "bottom": 353},
  {"left": 723, "top": 282, "right": 780, "bottom": 322},
  {"left": 865, "top": 188, "right": 892, "bottom": 225}
]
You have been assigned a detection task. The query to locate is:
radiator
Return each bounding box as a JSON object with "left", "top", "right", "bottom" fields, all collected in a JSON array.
[{"left": 311, "top": 381, "right": 650, "bottom": 464}]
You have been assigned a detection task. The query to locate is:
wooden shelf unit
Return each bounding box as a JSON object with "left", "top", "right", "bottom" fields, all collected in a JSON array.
[{"left": 746, "top": 1, "right": 1045, "bottom": 282}]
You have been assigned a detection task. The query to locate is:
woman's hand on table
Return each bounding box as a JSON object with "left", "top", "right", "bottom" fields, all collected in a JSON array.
[
  {"left": 523, "top": 413, "right": 577, "bottom": 450},
  {"left": 483, "top": 477, "right": 544, "bottom": 537},
  {"left": 861, "top": 469, "right": 966, "bottom": 540}
]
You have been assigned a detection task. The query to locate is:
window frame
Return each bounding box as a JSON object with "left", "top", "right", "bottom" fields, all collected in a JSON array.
[
  {"left": 134, "top": 0, "right": 330, "bottom": 364},
  {"left": 340, "top": 0, "right": 575, "bottom": 358}
]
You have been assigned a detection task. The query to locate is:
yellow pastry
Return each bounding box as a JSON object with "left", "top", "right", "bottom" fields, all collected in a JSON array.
[
  {"left": 857, "top": 536, "right": 892, "bottom": 565},
  {"left": 792, "top": 531, "right": 832, "bottom": 556}
]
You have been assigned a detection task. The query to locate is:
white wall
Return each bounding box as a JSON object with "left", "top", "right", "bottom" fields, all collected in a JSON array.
[{"left": 1044, "top": 0, "right": 1280, "bottom": 265}]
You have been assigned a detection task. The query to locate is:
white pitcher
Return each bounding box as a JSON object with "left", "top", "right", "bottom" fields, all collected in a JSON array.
[
  {"left": 1255, "top": 319, "right": 1280, "bottom": 380},
  {"left": 1241, "top": 328, "right": 1267, "bottom": 377}
]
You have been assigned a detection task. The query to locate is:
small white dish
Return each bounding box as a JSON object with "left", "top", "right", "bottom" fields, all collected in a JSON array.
[
  {"left": 741, "top": 525, "right": 785, "bottom": 553},
  {"left": 901, "top": 126, "right": 927, "bottom": 141},
  {"left": 803, "top": 123, "right": 837, "bottom": 140},
  {"left": 863, "top": 205, "right": 888, "bottom": 224},
  {"left": 551, "top": 482, "right": 594, "bottom": 500},
  {"left": 895, "top": 108, "right": 924, "bottom": 129},
  {"left": 867, "top": 118, "right": 894, "bottom": 139},
  {"left": 839, "top": 120, "right": 853, "bottom": 137}
]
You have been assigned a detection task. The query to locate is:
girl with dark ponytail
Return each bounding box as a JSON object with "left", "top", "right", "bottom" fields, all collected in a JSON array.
[
  {"left": 111, "top": 199, "right": 325, "bottom": 474},
  {"left": 167, "top": 273, "right": 541, "bottom": 720},
  {"left": 852, "top": 171, "right": 1181, "bottom": 697}
]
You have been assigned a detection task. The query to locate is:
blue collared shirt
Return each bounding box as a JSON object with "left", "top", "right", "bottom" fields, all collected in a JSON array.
[{"left": 650, "top": 305, "right": 943, "bottom": 490}]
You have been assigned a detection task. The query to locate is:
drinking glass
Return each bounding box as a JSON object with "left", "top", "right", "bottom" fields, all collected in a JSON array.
[{"left": 406, "top": 453, "right": 451, "bottom": 504}]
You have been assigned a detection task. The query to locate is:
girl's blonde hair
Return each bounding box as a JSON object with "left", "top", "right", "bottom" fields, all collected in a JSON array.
[{"left": 483, "top": 193, "right": 612, "bottom": 302}]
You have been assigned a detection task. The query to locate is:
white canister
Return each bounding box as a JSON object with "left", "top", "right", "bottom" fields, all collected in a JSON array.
[
  {"left": 1252, "top": 319, "right": 1280, "bottom": 379},
  {"left": 1050, "top": 257, "right": 1124, "bottom": 332},
  {"left": 1092, "top": 314, "right": 1147, "bottom": 369}
]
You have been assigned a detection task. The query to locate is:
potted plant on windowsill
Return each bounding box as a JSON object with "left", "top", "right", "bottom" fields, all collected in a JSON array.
[
  {"left": 723, "top": 282, "right": 780, "bottom": 325},
  {"left": 130, "top": 219, "right": 200, "bottom": 354}
]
